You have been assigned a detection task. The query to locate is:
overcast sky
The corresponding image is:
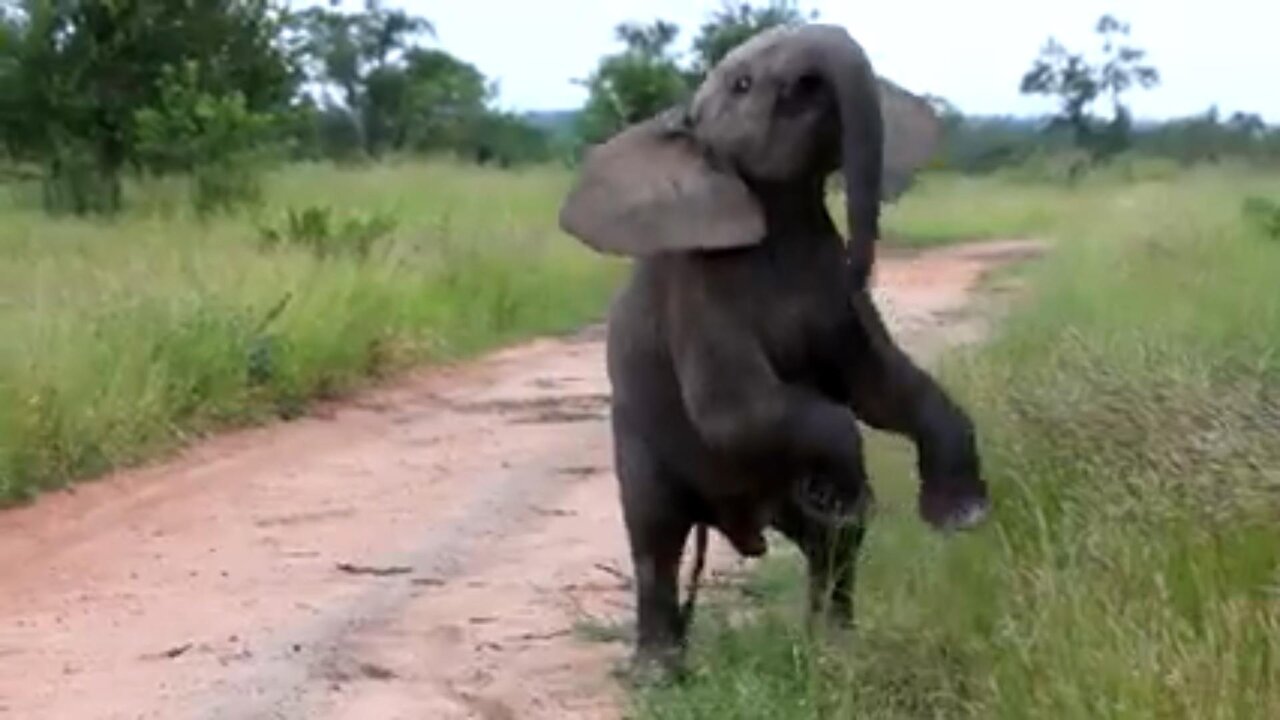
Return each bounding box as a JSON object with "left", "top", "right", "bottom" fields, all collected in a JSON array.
[{"left": 315, "top": 1, "right": 1280, "bottom": 122}]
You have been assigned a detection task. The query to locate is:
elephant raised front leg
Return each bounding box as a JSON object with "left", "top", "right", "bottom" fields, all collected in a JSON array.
[{"left": 845, "top": 291, "right": 990, "bottom": 530}]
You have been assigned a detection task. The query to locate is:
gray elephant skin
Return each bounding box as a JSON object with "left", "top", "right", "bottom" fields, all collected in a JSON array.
[{"left": 558, "top": 24, "right": 989, "bottom": 674}]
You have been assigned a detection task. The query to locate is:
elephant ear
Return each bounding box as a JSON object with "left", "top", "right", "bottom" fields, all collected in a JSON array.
[
  {"left": 559, "top": 108, "right": 765, "bottom": 257},
  {"left": 877, "top": 78, "right": 943, "bottom": 201}
]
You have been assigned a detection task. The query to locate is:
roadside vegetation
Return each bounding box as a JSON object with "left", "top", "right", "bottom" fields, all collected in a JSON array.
[{"left": 0, "top": 162, "right": 620, "bottom": 501}]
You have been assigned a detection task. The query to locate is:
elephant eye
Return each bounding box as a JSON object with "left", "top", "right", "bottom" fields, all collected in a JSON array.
[
  {"left": 794, "top": 73, "right": 822, "bottom": 97},
  {"left": 730, "top": 75, "right": 753, "bottom": 95}
]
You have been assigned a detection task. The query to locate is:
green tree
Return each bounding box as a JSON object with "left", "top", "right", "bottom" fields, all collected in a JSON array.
[
  {"left": 295, "top": 0, "right": 434, "bottom": 156},
  {"left": 1020, "top": 14, "right": 1160, "bottom": 158},
  {"left": 391, "top": 48, "right": 492, "bottom": 153},
  {"left": 1133, "top": 106, "right": 1279, "bottom": 166},
  {"left": 574, "top": 2, "right": 817, "bottom": 146},
  {"left": 575, "top": 20, "right": 687, "bottom": 143},
  {"left": 0, "top": 4, "right": 23, "bottom": 160},
  {"left": 133, "top": 60, "right": 282, "bottom": 215},
  {"left": 688, "top": 0, "right": 815, "bottom": 79},
  {"left": 0, "top": 0, "right": 299, "bottom": 214},
  {"left": 294, "top": 3, "right": 550, "bottom": 164},
  {"left": 464, "top": 111, "right": 553, "bottom": 167}
]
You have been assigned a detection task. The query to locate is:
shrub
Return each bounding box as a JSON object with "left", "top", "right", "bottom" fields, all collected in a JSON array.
[
  {"left": 1242, "top": 196, "right": 1280, "bottom": 240},
  {"left": 257, "top": 205, "right": 399, "bottom": 260}
]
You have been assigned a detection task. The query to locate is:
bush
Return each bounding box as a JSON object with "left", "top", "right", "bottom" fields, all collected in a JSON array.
[
  {"left": 996, "top": 149, "right": 1094, "bottom": 185},
  {"left": 40, "top": 146, "right": 123, "bottom": 216},
  {"left": 1242, "top": 196, "right": 1280, "bottom": 240},
  {"left": 134, "top": 61, "right": 283, "bottom": 217},
  {"left": 257, "top": 205, "right": 399, "bottom": 260},
  {"left": 192, "top": 161, "right": 266, "bottom": 217}
]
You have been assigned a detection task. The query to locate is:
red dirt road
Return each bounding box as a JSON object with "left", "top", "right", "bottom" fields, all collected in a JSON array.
[{"left": 0, "top": 240, "right": 1041, "bottom": 720}]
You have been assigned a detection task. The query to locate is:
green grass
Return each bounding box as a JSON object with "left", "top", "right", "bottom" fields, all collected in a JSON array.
[
  {"left": 0, "top": 159, "right": 1043, "bottom": 505},
  {"left": 0, "top": 160, "right": 624, "bottom": 502},
  {"left": 635, "top": 166, "right": 1280, "bottom": 719},
  {"left": 820, "top": 172, "right": 1066, "bottom": 248},
  {"left": 881, "top": 173, "right": 1069, "bottom": 246}
]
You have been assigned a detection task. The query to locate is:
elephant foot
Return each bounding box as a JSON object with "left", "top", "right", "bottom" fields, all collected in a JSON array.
[
  {"left": 919, "top": 482, "right": 990, "bottom": 532},
  {"left": 616, "top": 645, "right": 687, "bottom": 688},
  {"left": 806, "top": 609, "right": 857, "bottom": 640}
]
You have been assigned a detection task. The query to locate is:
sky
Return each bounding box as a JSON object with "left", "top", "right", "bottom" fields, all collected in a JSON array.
[{"left": 314, "top": 1, "right": 1280, "bottom": 122}]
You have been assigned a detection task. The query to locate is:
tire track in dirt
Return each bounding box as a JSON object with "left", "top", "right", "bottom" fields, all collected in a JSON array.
[{"left": 0, "top": 239, "right": 1042, "bottom": 720}]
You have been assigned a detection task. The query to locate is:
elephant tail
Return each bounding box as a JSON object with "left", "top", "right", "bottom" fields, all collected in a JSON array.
[{"left": 681, "top": 523, "right": 710, "bottom": 631}]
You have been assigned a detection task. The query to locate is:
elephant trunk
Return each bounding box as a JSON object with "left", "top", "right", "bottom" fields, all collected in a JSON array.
[{"left": 806, "top": 27, "right": 884, "bottom": 289}]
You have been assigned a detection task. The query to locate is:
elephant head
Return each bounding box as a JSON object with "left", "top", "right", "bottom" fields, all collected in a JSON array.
[{"left": 559, "top": 23, "right": 942, "bottom": 286}]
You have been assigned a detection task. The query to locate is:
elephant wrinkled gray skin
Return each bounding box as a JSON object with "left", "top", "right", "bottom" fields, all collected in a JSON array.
[{"left": 558, "top": 24, "right": 989, "bottom": 676}]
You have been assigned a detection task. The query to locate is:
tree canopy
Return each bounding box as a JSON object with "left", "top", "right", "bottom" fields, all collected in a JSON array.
[
  {"left": 688, "top": 0, "right": 814, "bottom": 78},
  {"left": 0, "top": 0, "right": 299, "bottom": 212},
  {"left": 575, "top": 20, "right": 687, "bottom": 144},
  {"left": 0, "top": 1, "right": 1277, "bottom": 217},
  {"left": 575, "top": 1, "right": 819, "bottom": 145},
  {"left": 1020, "top": 14, "right": 1161, "bottom": 158},
  {"left": 0, "top": 0, "right": 562, "bottom": 214}
]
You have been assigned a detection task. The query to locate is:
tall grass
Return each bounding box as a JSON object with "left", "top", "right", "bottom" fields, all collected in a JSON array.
[
  {"left": 0, "top": 159, "right": 1056, "bottom": 504},
  {"left": 881, "top": 173, "right": 1069, "bottom": 246},
  {"left": 637, "top": 166, "right": 1280, "bottom": 719},
  {"left": 0, "top": 161, "right": 623, "bottom": 502}
]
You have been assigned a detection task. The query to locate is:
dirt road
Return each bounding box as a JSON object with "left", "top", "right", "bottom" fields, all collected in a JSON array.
[{"left": 0, "top": 240, "right": 1041, "bottom": 720}]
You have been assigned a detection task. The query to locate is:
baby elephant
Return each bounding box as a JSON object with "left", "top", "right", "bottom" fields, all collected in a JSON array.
[{"left": 558, "top": 24, "right": 990, "bottom": 674}]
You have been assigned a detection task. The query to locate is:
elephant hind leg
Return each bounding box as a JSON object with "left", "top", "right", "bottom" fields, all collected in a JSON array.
[{"left": 614, "top": 432, "right": 696, "bottom": 678}]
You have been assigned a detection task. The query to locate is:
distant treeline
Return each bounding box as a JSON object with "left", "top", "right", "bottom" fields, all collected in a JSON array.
[
  {"left": 939, "top": 110, "right": 1280, "bottom": 175},
  {"left": 1, "top": 1, "right": 1276, "bottom": 217},
  {"left": 527, "top": 106, "right": 1280, "bottom": 175}
]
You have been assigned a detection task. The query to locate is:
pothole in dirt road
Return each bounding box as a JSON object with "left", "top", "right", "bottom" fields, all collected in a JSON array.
[
  {"left": 254, "top": 507, "right": 357, "bottom": 529},
  {"left": 555, "top": 465, "right": 601, "bottom": 478},
  {"left": 447, "top": 394, "right": 611, "bottom": 425},
  {"left": 558, "top": 324, "right": 608, "bottom": 344},
  {"left": 511, "top": 408, "right": 605, "bottom": 425},
  {"left": 955, "top": 239, "right": 1047, "bottom": 264},
  {"left": 529, "top": 375, "right": 584, "bottom": 390},
  {"left": 313, "top": 654, "right": 401, "bottom": 686}
]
